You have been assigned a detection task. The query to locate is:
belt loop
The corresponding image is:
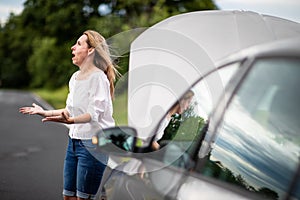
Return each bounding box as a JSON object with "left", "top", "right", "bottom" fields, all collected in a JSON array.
[{"left": 72, "top": 139, "right": 76, "bottom": 152}]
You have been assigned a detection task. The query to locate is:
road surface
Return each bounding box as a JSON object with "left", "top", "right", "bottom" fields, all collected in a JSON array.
[{"left": 0, "top": 90, "right": 69, "bottom": 200}]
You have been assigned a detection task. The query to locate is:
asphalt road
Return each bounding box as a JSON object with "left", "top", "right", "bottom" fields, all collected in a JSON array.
[{"left": 0, "top": 90, "right": 69, "bottom": 200}]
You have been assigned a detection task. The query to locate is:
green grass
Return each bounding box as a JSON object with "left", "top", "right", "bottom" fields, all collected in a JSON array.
[
  {"left": 32, "top": 86, "right": 128, "bottom": 125},
  {"left": 113, "top": 91, "right": 128, "bottom": 126},
  {"left": 32, "top": 86, "right": 68, "bottom": 109}
]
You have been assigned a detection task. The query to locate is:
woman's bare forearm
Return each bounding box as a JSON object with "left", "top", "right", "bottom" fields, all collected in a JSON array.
[
  {"left": 43, "top": 108, "right": 67, "bottom": 117},
  {"left": 73, "top": 113, "right": 91, "bottom": 123}
]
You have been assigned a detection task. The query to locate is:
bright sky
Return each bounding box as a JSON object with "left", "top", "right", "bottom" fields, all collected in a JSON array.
[
  {"left": 0, "top": 0, "right": 300, "bottom": 25},
  {"left": 215, "top": 0, "right": 300, "bottom": 23},
  {"left": 0, "top": 0, "right": 25, "bottom": 25}
]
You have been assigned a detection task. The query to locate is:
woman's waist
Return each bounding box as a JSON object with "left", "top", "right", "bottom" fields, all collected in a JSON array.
[{"left": 68, "top": 125, "right": 100, "bottom": 139}]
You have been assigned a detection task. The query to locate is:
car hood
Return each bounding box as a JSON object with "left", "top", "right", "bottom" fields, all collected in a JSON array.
[{"left": 127, "top": 10, "right": 300, "bottom": 139}]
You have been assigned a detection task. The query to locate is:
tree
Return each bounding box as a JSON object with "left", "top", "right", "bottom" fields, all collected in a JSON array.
[
  {"left": 28, "top": 37, "right": 74, "bottom": 88},
  {"left": 0, "top": 0, "right": 218, "bottom": 89},
  {"left": 0, "top": 14, "right": 32, "bottom": 87},
  {"left": 257, "top": 187, "right": 279, "bottom": 200}
]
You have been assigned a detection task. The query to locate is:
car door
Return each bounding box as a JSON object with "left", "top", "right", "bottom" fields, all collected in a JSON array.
[
  {"left": 122, "top": 63, "right": 240, "bottom": 198},
  {"left": 185, "top": 56, "right": 300, "bottom": 199},
  {"left": 97, "top": 62, "right": 239, "bottom": 200},
  {"left": 98, "top": 50, "right": 300, "bottom": 200},
  {"left": 147, "top": 62, "right": 255, "bottom": 199}
]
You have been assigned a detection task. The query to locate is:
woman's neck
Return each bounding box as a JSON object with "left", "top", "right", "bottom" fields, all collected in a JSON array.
[
  {"left": 79, "top": 64, "right": 92, "bottom": 73},
  {"left": 77, "top": 64, "right": 100, "bottom": 80}
]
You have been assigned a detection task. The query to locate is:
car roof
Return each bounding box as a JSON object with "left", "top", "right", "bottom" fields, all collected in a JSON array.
[{"left": 217, "top": 36, "right": 300, "bottom": 66}]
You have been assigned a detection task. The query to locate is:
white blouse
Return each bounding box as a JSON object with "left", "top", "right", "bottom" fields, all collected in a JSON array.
[{"left": 66, "top": 70, "right": 115, "bottom": 139}]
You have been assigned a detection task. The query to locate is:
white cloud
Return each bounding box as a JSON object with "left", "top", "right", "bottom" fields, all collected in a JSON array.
[
  {"left": 215, "top": 0, "right": 300, "bottom": 23},
  {"left": 215, "top": 0, "right": 299, "bottom": 5},
  {"left": 0, "top": 0, "right": 24, "bottom": 24}
]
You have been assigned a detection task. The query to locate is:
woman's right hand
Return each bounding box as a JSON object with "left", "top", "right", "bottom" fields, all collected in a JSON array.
[{"left": 19, "top": 103, "right": 45, "bottom": 116}]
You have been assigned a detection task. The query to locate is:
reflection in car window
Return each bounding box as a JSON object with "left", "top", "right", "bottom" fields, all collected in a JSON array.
[
  {"left": 202, "top": 58, "right": 300, "bottom": 199},
  {"left": 292, "top": 172, "right": 300, "bottom": 199},
  {"left": 153, "top": 63, "right": 239, "bottom": 168}
]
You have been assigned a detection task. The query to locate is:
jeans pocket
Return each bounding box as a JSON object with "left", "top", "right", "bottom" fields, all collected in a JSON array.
[{"left": 79, "top": 139, "right": 97, "bottom": 150}]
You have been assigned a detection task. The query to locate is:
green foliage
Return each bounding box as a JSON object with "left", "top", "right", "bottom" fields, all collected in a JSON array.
[
  {"left": 112, "top": 91, "right": 128, "bottom": 126},
  {"left": 162, "top": 113, "right": 206, "bottom": 141},
  {"left": 28, "top": 37, "right": 75, "bottom": 88},
  {"left": 33, "top": 86, "right": 69, "bottom": 109},
  {"left": 0, "top": 15, "right": 32, "bottom": 88},
  {"left": 0, "top": 0, "right": 218, "bottom": 89}
]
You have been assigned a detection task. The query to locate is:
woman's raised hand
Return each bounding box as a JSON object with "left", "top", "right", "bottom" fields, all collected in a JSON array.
[{"left": 19, "top": 103, "right": 45, "bottom": 116}]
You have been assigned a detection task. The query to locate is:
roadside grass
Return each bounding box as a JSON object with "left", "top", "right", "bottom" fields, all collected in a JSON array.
[
  {"left": 32, "top": 86, "right": 68, "bottom": 109},
  {"left": 113, "top": 92, "right": 128, "bottom": 126},
  {"left": 32, "top": 86, "right": 128, "bottom": 125}
]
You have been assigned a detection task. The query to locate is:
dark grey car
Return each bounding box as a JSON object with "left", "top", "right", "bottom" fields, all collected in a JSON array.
[{"left": 93, "top": 36, "right": 300, "bottom": 200}]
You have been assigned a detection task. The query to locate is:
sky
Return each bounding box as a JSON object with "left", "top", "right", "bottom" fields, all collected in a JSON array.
[
  {"left": 215, "top": 0, "right": 300, "bottom": 23},
  {"left": 0, "top": 0, "right": 300, "bottom": 25},
  {"left": 0, "top": 0, "right": 25, "bottom": 25}
]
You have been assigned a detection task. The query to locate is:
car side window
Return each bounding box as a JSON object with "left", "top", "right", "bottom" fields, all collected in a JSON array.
[
  {"left": 201, "top": 58, "right": 300, "bottom": 199},
  {"left": 153, "top": 63, "right": 239, "bottom": 169}
]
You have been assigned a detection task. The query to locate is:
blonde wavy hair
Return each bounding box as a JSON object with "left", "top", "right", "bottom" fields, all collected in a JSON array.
[{"left": 83, "top": 30, "right": 119, "bottom": 99}]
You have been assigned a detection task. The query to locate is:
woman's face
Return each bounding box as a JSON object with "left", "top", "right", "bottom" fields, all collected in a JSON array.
[
  {"left": 71, "top": 34, "right": 90, "bottom": 67},
  {"left": 179, "top": 96, "right": 192, "bottom": 113}
]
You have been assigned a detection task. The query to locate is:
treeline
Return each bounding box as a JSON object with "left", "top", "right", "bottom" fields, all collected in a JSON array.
[{"left": 0, "top": 0, "right": 217, "bottom": 89}]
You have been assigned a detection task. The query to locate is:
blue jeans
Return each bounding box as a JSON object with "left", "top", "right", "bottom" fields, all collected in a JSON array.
[{"left": 63, "top": 137, "right": 108, "bottom": 199}]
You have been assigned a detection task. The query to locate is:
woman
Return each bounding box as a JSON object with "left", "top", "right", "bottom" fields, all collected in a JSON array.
[{"left": 19, "top": 30, "right": 118, "bottom": 200}]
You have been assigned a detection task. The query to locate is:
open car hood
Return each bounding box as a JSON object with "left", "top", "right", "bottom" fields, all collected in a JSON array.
[{"left": 127, "top": 10, "right": 300, "bottom": 139}]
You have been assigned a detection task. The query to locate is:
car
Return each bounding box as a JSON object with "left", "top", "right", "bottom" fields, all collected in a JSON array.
[
  {"left": 93, "top": 36, "right": 300, "bottom": 200},
  {"left": 92, "top": 11, "right": 300, "bottom": 200}
]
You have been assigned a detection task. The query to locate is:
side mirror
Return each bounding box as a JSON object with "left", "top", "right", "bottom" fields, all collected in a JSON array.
[{"left": 92, "top": 126, "right": 139, "bottom": 156}]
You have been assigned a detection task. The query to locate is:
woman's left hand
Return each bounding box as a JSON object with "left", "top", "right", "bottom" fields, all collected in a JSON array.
[{"left": 42, "top": 111, "right": 74, "bottom": 124}]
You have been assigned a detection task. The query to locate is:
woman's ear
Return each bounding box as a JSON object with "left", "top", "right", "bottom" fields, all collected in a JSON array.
[{"left": 88, "top": 47, "right": 95, "bottom": 55}]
